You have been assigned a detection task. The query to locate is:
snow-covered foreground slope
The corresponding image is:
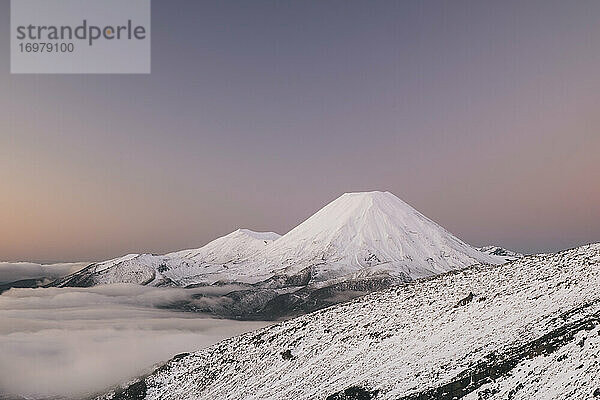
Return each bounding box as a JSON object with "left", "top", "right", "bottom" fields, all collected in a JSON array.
[
  {"left": 100, "top": 244, "right": 600, "bottom": 400},
  {"left": 55, "top": 191, "right": 508, "bottom": 289}
]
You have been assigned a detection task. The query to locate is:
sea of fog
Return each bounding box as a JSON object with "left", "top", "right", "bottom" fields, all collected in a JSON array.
[{"left": 0, "top": 284, "right": 269, "bottom": 399}]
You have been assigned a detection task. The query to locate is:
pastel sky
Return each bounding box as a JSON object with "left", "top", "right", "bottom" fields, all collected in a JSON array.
[{"left": 1, "top": 0, "right": 599, "bottom": 263}]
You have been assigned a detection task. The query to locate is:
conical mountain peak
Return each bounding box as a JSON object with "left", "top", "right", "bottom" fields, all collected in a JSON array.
[{"left": 268, "top": 191, "right": 502, "bottom": 281}]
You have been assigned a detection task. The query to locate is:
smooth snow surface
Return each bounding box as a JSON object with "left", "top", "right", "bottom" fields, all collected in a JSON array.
[
  {"left": 56, "top": 192, "right": 509, "bottom": 287},
  {"left": 100, "top": 243, "right": 600, "bottom": 400},
  {"left": 264, "top": 191, "right": 505, "bottom": 280}
]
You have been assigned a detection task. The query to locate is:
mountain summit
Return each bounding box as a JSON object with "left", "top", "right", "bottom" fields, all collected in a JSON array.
[{"left": 265, "top": 191, "right": 503, "bottom": 281}]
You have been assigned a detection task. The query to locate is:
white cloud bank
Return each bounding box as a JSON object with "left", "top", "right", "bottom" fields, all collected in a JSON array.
[
  {"left": 0, "top": 285, "right": 269, "bottom": 399},
  {"left": 0, "top": 261, "right": 88, "bottom": 284}
]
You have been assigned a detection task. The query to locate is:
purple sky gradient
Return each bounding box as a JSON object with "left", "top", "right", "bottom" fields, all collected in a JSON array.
[{"left": 1, "top": 0, "right": 599, "bottom": 262}]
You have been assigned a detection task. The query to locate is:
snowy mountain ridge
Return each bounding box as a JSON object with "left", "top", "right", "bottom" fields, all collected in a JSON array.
[
  {"left": 53, "top": 229, "right": 281, "bottom": 288},
  {"left": 51, "top": 191, "right": 522, "bottom": 319},
  {"left": 54, "top": 191, "right": 509, "bottom": 290}
]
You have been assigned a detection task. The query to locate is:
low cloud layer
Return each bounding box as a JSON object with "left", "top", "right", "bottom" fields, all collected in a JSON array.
[
  {"left": 0, "top": 261, "right": 87, "bottom": 284},
  {"left": 0, "top": 285, "right": 268, "bottom": 399}
]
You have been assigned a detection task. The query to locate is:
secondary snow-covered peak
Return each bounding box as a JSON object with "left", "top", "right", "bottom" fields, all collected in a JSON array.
[
  {"left": 234, "top": 229, "right": 281, "bottom": 241},
  {"left": 268, "top": 191, "right": 505, "bottom": 280},
  {"left": 93, "top": 253, "right": 141, "bottom": 273},
  {"left": 55, "top": 229, "right": 283, "bottom": 287},
  {"left": 168, "top": 229, "right": 279, "bottom": 261}
]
